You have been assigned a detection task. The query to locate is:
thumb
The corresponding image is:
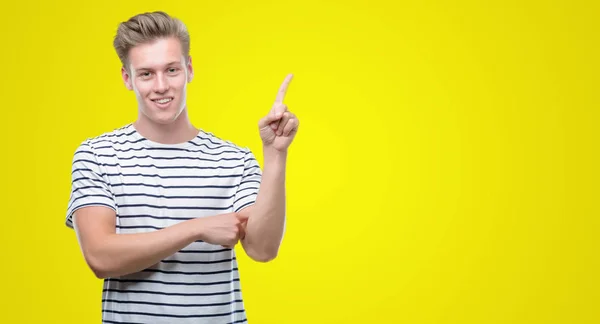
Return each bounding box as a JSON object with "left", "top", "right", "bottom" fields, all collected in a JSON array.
[
  {"left": 258, "top": 103, "right": 286, "bottom": 129},
  {"left": 236, "top": 212, "right": 249, "bottom": 223},
  {"left": 258, "top": 113, "right": 281, "bottom": 129}
]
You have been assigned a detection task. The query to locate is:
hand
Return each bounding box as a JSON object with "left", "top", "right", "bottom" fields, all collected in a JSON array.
[
  {"left": 196, "top": 212, "right": 249, "bottom": 248},
  {"left": 258, "top": 74, "right": 300, "bottom": 152}
]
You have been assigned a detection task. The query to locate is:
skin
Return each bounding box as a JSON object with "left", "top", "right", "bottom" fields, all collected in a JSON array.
[{"left": 72, "top": 36, "right": 299, "bottom": 278}]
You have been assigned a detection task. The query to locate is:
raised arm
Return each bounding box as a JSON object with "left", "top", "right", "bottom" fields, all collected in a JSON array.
[{"left": 240, "top": 74, "right": 299, "bottom": 262}]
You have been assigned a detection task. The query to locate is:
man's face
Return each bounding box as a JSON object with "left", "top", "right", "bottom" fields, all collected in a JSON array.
[{"left": 122, "top": 37, "right": 193, "bottom": 125}]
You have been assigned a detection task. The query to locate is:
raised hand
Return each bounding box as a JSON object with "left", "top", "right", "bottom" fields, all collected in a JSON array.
[{"left": 258, "top": 74, "right": 300, "bottom": 152}]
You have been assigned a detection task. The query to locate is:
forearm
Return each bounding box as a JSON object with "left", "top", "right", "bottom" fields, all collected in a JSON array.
[
  {"left": 85, "top": 218, "right": 202, "bottom": 278},
  {"left": 242, "top": 147, "right": 287, "bottom": 261}
]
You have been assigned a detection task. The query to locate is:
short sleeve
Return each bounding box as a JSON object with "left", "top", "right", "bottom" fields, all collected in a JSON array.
[
  {"left": 233, "top": 148, "right": 262, "bottom": 212},
  {"left": 65, "top": 140, "right": 117, "bottom": 229}
]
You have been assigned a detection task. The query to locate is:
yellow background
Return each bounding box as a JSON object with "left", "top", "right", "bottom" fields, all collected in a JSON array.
[{"left": 1, "top": 0, "right": 598, "bottom": 323}]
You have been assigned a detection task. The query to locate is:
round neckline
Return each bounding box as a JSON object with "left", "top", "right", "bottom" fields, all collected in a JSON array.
[{"left": 127, "top": 123, "right": 201, "bottom": 149}]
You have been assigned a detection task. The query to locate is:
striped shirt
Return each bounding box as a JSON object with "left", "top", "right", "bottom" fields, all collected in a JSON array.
[{"left": 65, "top": 123, "right": 261, "bottom": 324}]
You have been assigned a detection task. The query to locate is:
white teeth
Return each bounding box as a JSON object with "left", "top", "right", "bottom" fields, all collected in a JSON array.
[{"left": 155, "top": 98, "right": 172, "bottom": 104}]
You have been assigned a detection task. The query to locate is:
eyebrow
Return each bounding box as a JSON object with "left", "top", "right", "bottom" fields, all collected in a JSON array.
[{"left": 135, "top": 61, "right": 182, "bottom": 71}]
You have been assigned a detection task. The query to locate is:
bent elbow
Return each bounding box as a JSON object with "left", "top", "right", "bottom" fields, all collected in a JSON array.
[
  {"left": 249, "top": 248, "right": 279, "bottom": 263},
  {"left": 91, "top": 266, "right": 111, "bottom": 279},
  {"left": 83, "top": 252, "right": 112, "bottom": 279},
  {"left": 251, "top": 254, "right": 277, "bottom": 263}
]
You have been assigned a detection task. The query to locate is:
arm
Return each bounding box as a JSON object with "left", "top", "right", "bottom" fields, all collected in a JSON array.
[
  {"left": 240, "top": 73, "right": 299, "bottom": 262},
  {"left": 74, "top": 207, "right": 203, "bottom": 278},
  {"left": 74, "top": 208, "right": 246, "bottom": 279},
  {"left": 240, "top": 148, "right": 287, "bottom": 262}
]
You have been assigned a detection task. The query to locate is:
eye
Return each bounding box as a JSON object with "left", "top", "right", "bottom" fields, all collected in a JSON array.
[
  {"left": 140, "top": 71, "right": 152, "bottom": 78},
  {"left": 168, "top": 68, "right": 178, "bottom": 73}
]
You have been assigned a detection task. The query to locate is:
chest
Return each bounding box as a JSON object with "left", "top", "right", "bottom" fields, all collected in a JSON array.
[{"left": 99, "top": 149, "right": 246, "bottom": 232}]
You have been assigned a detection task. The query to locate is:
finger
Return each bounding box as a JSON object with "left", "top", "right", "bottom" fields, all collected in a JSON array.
[
  {"left": 258, "top": 113, "right": 282, "bottom": 129},
  {"left": 236, "top": 212, "right": 249, "bottom": 222},
  {"left": 276, "top": 112, "right": 293, "bottom": 136},
  {"left": 270, "top": 104, "right": 287, "bottom": 132},
  {"left": 238, "top": 222, "right": 247, "bottom": 240},
  {"left": 282, "top": 116, "right": 299, "bottom": 136},
  {"left": 271, "top": 103, "right": 287, "bottom": 119},
  {"left": 275, "top": 74, "right": 294, "bottom": 103},
  {"left": 260, "top": 103, "right": 287, "bottom": 129}
]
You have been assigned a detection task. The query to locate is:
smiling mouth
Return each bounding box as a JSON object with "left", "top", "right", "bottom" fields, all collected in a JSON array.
[{"left": 152, "top": 97, "right": 173, "bottom": 104}]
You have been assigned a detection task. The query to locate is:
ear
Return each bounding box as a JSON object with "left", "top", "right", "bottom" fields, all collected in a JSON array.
[
  {"left": 121, "top": 66, "right": 133, "bottom": 91},
  {"left": 186, "top": 56, "right": 194, "bottom": 83}
]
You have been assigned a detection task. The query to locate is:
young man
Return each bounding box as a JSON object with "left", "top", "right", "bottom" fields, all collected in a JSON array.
[{"left": 65, "top": 11, "right": 298, "bottom": 323}]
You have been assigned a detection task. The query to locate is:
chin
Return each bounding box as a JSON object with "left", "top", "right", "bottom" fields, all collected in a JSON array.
[
  {"left": 150, "top": 113, "right": 179, "bottom": 125},
  {"left": 143, "top": 108, "right": 184, "bottom": 125}
]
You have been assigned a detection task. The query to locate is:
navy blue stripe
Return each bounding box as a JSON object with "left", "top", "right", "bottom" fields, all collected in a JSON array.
[
  {"left": 117, "top": 204, "right": 232, "bottom": 210},
  {"left": 98, "top": 145, "right": 242, "bottom": 155},
  {"left": 195, "top": 133, "right": 233, "bottom": 147},
  {"left": 228, "top": 319, "right": 248, "bottom": 324},
  {"left": 115, "top": 228, "right": 208, "bottom": 239},
  {"left": 112, "top": 183, "right": 237, "bottom": 189},
  {"left": 109, "top": 278, "right": 239, "bottom": 286},
  {"left": 117, "top": 225, "right": 165, "bottom": 230},
  {"left": 93, "top": 138, "right": 145, "bottom": 145},
  {"left": 105, "top": 163, "right": 243, "bottom": 170},
  {"left": 69, "top": 202, "right": 115, "bottom": 213},
  {"left": 72, "top": 177, "right": 107, "bottom": 185},
  {"left": 178, "top": 248, "right": 232, "bottom": 254},
  {"left": 67, "top": 194, "right": 112, "bottom": 210},
  {"left": 96, "top": 154, "right": 242, "bottom": 162},
  {"left": 103, "top": 320, "right": 145, "bottom": 324},
  {"left": 72, "top": 185, "right": 104, "bottom": 194},
  {"left": 94, "top": 144, "right": 243, "bottom": 155},
  {"left": 102, "top": 298, "right": 243, "bottom": 307},
  {"left": 103, "top": 309, "right": 245, "bottom": 319},
  {"left": 114, "top": 193, "right": 235, "bottom": 199},
  {"left": 117, "top": 214, "right": 194, "bottom": 221},
  {"left": 239, "top": 180, "right": 261, "bottom": 186},
  {"left": 74, "top": 149, "right": 94, "bottom": 156},
  {"left": 72, "top": 168, "right": 97, "bottom": 175},
  {"left": 143, "top": 267, "right": 237, "bottom": 276},
  {"left": 105, "top": 173, "right": 242, "bottom": 179},
  {"left": 161, "top": 257, "right": 235, "bottom": 265},
  {"left": 94, "top": 129, "right": 136, "bottom": 140},
  {"left": 235, "top": 186, "right": 259, "bottom": 195},
  {"left": 233, "top": 192, "right": 257, "bottom": 206},
  {"left": 243, "top": 165, "right": 260, "bottom": 172},
  {"left": 189, "top": 141, "right": 241, "bottom": 152},
  {"left": 235, "top": 201, "right": 254, "bottom": 212},
  {"left": 72, "top": 158, "right": 99, "bottom": 165},
  {"left": 103, "top": 288, "right": 241, "bottom": 297}
]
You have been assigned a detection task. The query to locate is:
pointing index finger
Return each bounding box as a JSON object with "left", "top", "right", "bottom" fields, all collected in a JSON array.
[{"left": 275, "top": 74, "right": 294, "bottom": 103}]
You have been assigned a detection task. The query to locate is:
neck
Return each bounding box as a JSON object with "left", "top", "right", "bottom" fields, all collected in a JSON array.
[{"left": 134, "top": 108, "right": 198, "bottom": 144}]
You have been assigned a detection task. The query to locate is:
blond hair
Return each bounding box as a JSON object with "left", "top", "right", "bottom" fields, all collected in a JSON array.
[{"left": 113, "top": 11, "right": 190, "bottom": 69}]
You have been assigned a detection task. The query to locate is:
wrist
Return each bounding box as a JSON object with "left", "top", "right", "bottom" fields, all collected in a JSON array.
[
  {"left": 262, "top": 146, "right": 288, "bottom": 164},
  {"left": 190, "top": 217, "right": 206, "bottom": 241}
]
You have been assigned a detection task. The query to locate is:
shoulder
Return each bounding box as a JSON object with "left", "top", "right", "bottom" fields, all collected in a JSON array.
[
  {"left": 71, "top": 124, "right": 135, "bottom": 163},
  {"left": 86, "top": 124, "right": 136, "bottom": 149},
  {"left": 73, "top": 124, "right": 135, "bottom": 152},
  {"left": 196, "top": 129, "right": 252, "bottom": 155}
]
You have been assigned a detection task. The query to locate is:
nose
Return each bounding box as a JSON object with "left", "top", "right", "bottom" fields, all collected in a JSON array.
[{"left": 153, "top": 73, "right": 169, "bottom": 93}]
